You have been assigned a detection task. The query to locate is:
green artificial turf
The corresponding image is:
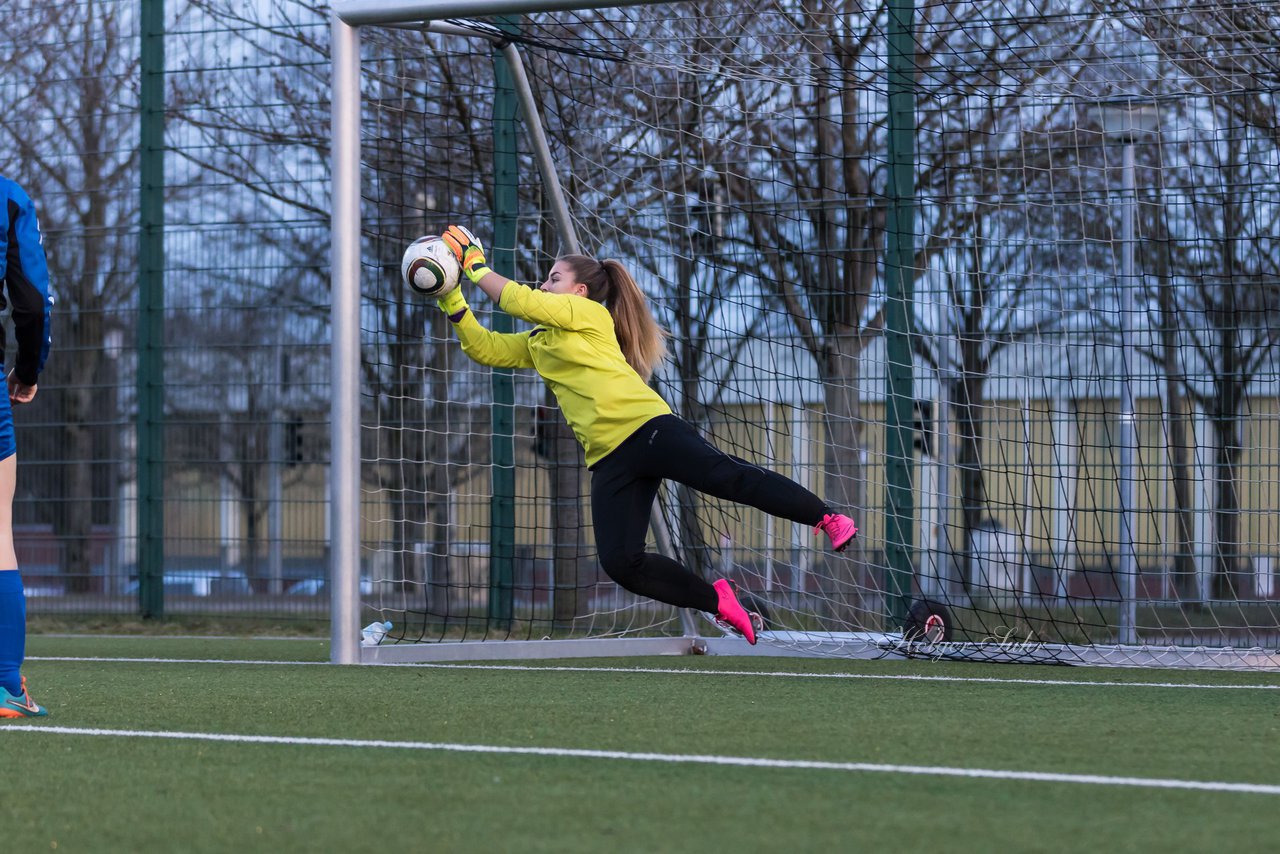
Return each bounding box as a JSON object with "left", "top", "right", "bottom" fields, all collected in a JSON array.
[{"left": 4, "top": 637, "right": 1279, "bottom": 853}]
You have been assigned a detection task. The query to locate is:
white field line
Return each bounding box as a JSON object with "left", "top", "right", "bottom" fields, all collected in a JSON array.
[
  {"left": 24, "top": 655, "right": 1280, "bottom": 690},
  {"left": 4, "top": 725, "right": 1279, "bottom": 796},
  {"left": 37, "top": 633, "right": 323, "bottom": 641}
]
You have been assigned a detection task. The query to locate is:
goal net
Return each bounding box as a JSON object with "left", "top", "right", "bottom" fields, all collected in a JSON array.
[{"left": 333, "top": 0, "right": 1280, "bottom": 668}]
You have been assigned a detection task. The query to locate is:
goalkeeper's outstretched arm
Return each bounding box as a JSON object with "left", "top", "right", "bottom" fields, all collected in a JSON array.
[
  {"left": 441, "top": 225, "right": 509, "bottom": 303},
  {"left": 471, "top": 269, "right": 510, "bottom": 303},
  {"left": 435, "top": 284, "right": 534, "bottom": 370}
]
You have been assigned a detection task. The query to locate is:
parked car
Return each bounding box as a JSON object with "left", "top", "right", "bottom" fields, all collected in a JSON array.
[
  {"left": 123, "top": 570, "right": 252, "bottom": 597},
  {"left": 21, "top": 582, "right": 65, "bottom": 597},
  {"left": 286, "top": 577, "right": 373, "bottom": 596}
]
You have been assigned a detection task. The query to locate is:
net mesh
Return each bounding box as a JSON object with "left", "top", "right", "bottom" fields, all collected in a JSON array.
[{"left": 353, "top": 0, "right": 1280, "bottom": 667}]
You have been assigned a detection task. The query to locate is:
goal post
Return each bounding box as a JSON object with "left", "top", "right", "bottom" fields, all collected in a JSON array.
[
  {"left": 330, "top": 0, "right": 1280, "bottom": 669},
  {"left": 330, "top": 11, "right": 361, "bottom": 665}
]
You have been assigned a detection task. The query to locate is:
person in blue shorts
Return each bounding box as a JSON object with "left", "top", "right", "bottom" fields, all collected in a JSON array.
[{"left": 0, "top": 175, "right": 54, "bottom": 719}]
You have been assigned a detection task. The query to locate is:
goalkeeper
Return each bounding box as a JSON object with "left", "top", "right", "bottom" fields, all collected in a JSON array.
[{"left": 436, "top": 226, "right": 858, "bottom": 644}]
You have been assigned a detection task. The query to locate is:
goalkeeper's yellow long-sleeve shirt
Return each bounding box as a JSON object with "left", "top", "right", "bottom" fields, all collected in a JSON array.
[{"left": 449, "top": 280, "right": 671, "bottom": 467}]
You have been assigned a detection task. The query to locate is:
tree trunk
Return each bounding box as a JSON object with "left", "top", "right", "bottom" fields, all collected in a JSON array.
[
  {"left": 58, "top": 373, "right": 100, "bottom": 593},
  {"left": 549, "top": 391, "right": 588, "bottom": 628},
  {"left": 1165, "top": 386, "right": 1198, "bottom": 601},
  {"left": 1211, "top": 410, "right": 1242, "bottom": 600},
  {"left": 951, "top": 373, "right": 988, "bottom": 596},
  {"left": 819, "top": 338, "right": 866, "bottom": 621}
]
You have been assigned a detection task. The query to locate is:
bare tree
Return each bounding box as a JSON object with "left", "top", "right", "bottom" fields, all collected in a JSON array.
[
  {"left": 701, "top": 1, "right": 1097, "bottom": 613},
  {"left": 1159, "top": 116, "right": 1280, "bottom": 598},
  {"left": 177, "top": 4, "right": 503, "bottom": 615},
  {"left": 512, "top": 2, "right": 1097, "bottom": 619},
  {"left": 1114, "top": 5, "right": 1280, "bottom": 599},
  {"left": 0, "top": 2, "right": 142, "bottom": 590},
  {"left": 532, "top": 23, "right": 779, "bottom": 579}
]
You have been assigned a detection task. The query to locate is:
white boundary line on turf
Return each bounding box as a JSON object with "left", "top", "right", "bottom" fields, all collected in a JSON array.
[
  {"left": 25, "top": 656, "right": 1280, "bottom": 690},
  {"left": 36, "top": 633, "right": 324, "bottom": 641},
  {"left": 5, "top": 725, "right": 1279, "bottom": 796}
]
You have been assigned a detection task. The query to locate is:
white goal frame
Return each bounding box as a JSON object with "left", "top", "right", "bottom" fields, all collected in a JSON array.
[{"left": 328, "top": 0, "right": 1280, "bottom": 670}]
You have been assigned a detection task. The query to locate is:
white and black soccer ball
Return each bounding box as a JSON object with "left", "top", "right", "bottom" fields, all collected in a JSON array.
[{"left": 400, "top": 235, "right": 461, "bottom": 297}]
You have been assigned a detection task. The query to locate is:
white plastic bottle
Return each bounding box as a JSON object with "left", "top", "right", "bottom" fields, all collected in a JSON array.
[{"left": 361, "top": 620, "right": 393, "bottom": 647}]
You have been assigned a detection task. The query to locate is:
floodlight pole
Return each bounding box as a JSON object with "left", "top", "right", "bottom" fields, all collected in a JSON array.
[
  {"left": 1117, "top": 136, "right": 1139, "bottom": 646},
  {"left": 1099, "top": 99, "right": 1159, "bottom": 647}
]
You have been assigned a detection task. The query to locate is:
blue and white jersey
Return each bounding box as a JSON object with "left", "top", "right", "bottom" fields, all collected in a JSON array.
[{"left": 0, "top": 175, "right": 53, "bottom": 386}]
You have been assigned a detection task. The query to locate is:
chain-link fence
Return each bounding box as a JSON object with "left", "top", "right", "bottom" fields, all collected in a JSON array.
[{"left": 5, "top": 2, "right": 1280, "bottom": 652}]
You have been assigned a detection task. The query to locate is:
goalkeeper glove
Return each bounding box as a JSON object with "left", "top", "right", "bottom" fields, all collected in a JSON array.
[
  {"left": 441, "top": 225, "right": 493, "bottom": 283},
  {"left": 436, "top": 286, "right": 469, "bottom": 322}
]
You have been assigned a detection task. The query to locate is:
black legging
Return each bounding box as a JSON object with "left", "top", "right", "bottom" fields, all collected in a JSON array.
[{"left": 589, "top": 414, "right": 829, "bottom": 613}]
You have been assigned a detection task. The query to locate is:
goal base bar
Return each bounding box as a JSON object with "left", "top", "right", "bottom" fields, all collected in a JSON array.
[
  {"left": 362, "top": 636, "right": 700, "bottom": 663},
  {"left": 909, "top": 641, "right": 1280, "bottom": 670},
  {"left": 358, "top": 633, "right": 904, "bottom": 663},
  {"left": 358, "top": 631, "right": 1280, "bottom": 669},
  {"left": 759, "top": 631, "right": 1280, "bottom": 669}
]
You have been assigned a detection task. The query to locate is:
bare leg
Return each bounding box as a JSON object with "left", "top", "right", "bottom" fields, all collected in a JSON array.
[{"left": 0, "top": 454, "right": 16, "bottom": 570}]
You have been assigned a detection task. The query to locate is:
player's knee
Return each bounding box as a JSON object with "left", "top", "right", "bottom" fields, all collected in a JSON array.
[
  {"left": 598, "top": 548, "right": 645, "bottom": 591},
  {"left": 711, "top": 457, "right": 764, "bottom": 493}
]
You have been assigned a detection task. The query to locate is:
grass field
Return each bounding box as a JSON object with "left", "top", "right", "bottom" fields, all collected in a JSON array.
[{"left": 4, "top": 635, "right": 1280, "bottom": 853}]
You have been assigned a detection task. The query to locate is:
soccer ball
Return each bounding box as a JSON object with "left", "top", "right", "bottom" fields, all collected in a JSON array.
[{"left": 401, "top": 235, "right": 461, "bottom": 297}]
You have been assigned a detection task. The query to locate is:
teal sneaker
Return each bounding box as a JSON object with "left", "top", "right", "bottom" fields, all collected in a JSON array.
[{"left": 0, "top": 677, "right": 48, "bottom": 719}]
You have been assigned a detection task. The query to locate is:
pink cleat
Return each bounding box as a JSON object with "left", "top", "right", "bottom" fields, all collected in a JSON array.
[
  {"left": 815, "top": 513, "right": 858, "bottom": 552},
  {"left": 712, "top": 578, "right": 758, "bottom": 645}
]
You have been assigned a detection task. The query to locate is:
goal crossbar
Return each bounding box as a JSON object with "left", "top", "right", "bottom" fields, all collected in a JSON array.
[{"left": 334, "top": 0, "right": 674, "bottom": 28}]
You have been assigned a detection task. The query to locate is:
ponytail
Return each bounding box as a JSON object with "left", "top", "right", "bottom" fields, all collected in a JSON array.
[{"left": 562, "top": 255, "right": 669, "bottom": 381}]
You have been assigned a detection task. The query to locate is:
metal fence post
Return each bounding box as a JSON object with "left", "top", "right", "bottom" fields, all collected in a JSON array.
[
  {"left": 138, "top": 0, "right": 167, "bottom": 619},
  {"left": 883, "top": 0, "right": 918, "bottom": 628}
]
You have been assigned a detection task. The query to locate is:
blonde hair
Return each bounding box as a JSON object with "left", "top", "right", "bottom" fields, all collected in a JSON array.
[{"left": 561, "top": 255, "right": 669, "bottom": 381}]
